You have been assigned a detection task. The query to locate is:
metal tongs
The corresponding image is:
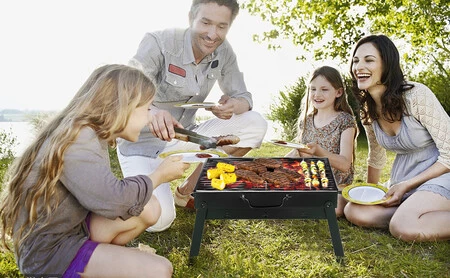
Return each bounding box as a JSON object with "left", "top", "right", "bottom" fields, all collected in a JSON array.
[{"left": 174, "top": 127, "right": 217, "bottom": 149}]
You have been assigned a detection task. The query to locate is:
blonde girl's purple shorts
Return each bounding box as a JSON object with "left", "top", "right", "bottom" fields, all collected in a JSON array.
[{"left": 63, "top": 214, "right": 99, "bottom": 278}]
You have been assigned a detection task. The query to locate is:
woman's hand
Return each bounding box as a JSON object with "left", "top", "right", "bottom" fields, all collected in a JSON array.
[
  {"left": 149, "top": 155, "right": 190, "bottom": 187},
  {"left": 382, "top": 181, "right": 410, "bottom": 207}
]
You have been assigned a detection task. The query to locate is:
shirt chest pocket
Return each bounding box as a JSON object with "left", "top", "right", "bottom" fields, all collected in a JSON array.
[
  {"left": 156, "top": 73, "right": 191, "bottom": 103},
  {"left": 206, "top": 67, "right": 220, "bottom": 82}
]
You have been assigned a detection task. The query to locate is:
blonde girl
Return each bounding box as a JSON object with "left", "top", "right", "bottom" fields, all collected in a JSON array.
[
  {"left": 0, "top": 64, "right": 189, "bottom": 277},
  {"left": 287, "top": 65, "right": 358, "bottom": 217}
]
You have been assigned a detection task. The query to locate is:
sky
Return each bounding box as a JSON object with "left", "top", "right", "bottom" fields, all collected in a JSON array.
[{"left": 0, "top": 0, "right": 329, "bottom": 115}]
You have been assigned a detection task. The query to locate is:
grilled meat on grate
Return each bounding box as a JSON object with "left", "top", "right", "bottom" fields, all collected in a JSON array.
[
  {"left": 253, "top": 158, "right": 282, "bottom": 169},
  {"left": 235, "top": 161, "right": 268, "bottom": 174},
  {"left": 260, "top": 171, "right": 291, "bottom": 187},
  {"left": 235, "top": 169, "right": 265, "bottom": 184},
  {"left": 274, "top": 167, "right": 303, "bottom": 182}
]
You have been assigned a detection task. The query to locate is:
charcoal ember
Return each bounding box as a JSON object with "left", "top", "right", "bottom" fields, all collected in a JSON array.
[
  {"left": 235, "top": 169, "right": 265, "bottom": 184},
  {"left": 253, "top": 158, "right": 282, "bottom": 169},
  {"left": 235, "top": 161, "right": 267, "bottom": 174},
  {"left": 274, "top": 167, "right": 302, "bottom": 182},
  {"left": 260, "top": 171, "right": 291, "bottom": 187}
]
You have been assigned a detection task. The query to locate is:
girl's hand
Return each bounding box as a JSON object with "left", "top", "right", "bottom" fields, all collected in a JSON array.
[
  {"left": 382, "top": 181, "right": 410, "bottom": 207},
  {"left": 150, "top": 155, "right": 190, "bottom": 186},
  {"left": 297, "top": 142, "right": 321, "bottom": 157}
]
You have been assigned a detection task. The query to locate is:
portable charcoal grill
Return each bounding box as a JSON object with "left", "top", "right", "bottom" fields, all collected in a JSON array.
[{"left": 189, "top": 157, "right": 344, "bottom": 260}]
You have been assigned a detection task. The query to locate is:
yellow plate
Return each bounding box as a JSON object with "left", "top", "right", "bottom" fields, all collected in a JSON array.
[
  {"left": 173, "top": 102, "right": 218, "bottom": 109},
  {"left": 342, "top": 183, "right": 391, "bottom": 205}
]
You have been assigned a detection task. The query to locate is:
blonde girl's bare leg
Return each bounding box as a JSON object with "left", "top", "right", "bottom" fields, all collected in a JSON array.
[
  {"left": 80, "top": 243, "right": 172, "bottom": 278},
  {"left": 389, "top": 191, "right": 450, "bottom": 241},
  {"left": 89, "top": 195, "right": 161, "bottom": 245}
]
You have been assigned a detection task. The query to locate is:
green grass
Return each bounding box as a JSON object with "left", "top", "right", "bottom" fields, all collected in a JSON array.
[{"left": 1, "top": 140, "right": 449, "bottom": 277}]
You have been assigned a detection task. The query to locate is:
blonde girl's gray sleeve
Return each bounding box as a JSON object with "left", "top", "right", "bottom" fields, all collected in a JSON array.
[{"left": 60, "top": 128, "right": 153, "bottom": 220}]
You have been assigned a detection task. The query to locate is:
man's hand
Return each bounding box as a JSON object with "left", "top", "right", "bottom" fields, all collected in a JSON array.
[
  {"left": 148, "top": 108, "right": 183, "bottom": 141},
  {"left": 207, "top": 95, "right": 235, "bottom": 119}
]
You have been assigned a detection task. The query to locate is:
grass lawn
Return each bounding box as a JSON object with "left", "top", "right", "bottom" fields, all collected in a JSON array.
[{"left": 1, "top": 139, "right": 449, "bottom": 277}]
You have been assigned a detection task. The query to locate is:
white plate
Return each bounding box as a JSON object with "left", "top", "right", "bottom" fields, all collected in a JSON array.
[
  {"left": 342, "top": 183, "right": 391, "bottom": 205},
  {"left": 159, "top": 150, "right": 227, "bottom": 162},
  {"left": 270, "top": 139, "right": 309, "bottom": 149},
  {"left": 174, "top": 102, "right": 218, "bottom": 109},
  {"left": 170, "top": 152, "right": 220, "bottom": 163}
]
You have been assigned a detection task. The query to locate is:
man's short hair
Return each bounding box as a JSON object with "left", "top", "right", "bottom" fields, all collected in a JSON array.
[{"left": 190, "top": 0, "right": 240, "bottom": 23}]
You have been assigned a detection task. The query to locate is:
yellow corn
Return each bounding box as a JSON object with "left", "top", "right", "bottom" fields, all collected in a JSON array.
[
  {"left": 211, "top": 178, "right": 226, "bottom": 190},
  {"left": 216, "top": 162, "right": 235, "bottom": 173},
  {"left": 220, "top": 172, "right": 237, "bottom": 184},
  {"left": 207, "top": 168, "right": 224, "bottom": 179}
]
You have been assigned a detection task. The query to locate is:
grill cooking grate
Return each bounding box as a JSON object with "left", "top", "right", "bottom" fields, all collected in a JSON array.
[{"left": 195, "top": 157, "right": 337, "bottom": 191}]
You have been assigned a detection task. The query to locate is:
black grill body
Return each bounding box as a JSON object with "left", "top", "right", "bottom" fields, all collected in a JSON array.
[{"left": 189, "top": 157, "right": 344, "bottom": 260}]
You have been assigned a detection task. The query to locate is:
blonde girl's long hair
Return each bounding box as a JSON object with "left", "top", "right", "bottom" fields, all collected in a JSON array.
[
  {"left": 0, "top": 64, "right": 155, "bottom": 253},
  {"left": 296, "top": 66, "right": 355, "bottom": 141}
]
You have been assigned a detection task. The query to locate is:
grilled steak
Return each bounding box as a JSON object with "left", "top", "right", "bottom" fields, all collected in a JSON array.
[
  {"left": 254, "top": 158, "right": 282, "bottom": 169},
  {"left": 274, "top": 167, "right": 302, "bottom": 182},
  {"left": 235, "top": 169, "right": 265, "bottom": 184},
  {"left": 235, "top": 161, "right": 267, "bottom": 174},
  {"left": 260, "top": 171, "right": 291, "bottom": 187}
]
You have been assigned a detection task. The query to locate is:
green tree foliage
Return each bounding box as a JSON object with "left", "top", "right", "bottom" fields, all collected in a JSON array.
[
  {"left": 245, "top": 0, "right": 450, "bottom": 130},
  {"left": 0, "top": 129, "right": 16, "bottom": 190},
  {"left": 268, "top": 78, "right": 306, "bottom": 141},
  {"left": 414, "top": 68, "right": 450, "bottom": 115},
  {"left": 243, "top": 0, "right": 450, "bottom": 72}
]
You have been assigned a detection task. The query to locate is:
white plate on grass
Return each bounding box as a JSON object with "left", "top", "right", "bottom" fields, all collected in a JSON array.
[{"left": 342, "top": 183, "right": 391, "bottom": 205}]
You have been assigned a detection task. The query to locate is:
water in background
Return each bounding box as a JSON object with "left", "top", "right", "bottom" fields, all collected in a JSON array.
[
  {"left": 0, "top": 122, "right": 35, "bottom": 156},
  {"left": 0, "top": 120, "right": 282, "bottom": 157}
]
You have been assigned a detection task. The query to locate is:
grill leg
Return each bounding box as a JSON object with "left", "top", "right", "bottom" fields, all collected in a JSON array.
[
  {"left": 324, "top": 201, "right": 344, "bottom": 260},
  {"left": 189, "top": 202, "right": 207, "bottom": 258}
]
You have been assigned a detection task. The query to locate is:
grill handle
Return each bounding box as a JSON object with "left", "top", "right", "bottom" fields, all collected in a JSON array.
[{"left": 240, "top": 194, "right": 292, "bottom": 209}]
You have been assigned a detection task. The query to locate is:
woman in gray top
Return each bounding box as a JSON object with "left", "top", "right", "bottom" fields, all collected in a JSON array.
[
  {"left": 0, "top": 64, "right": 189, "bottom": 277},
  {"left": 344, "top": 35, "right": 450, "bottom": 241}
]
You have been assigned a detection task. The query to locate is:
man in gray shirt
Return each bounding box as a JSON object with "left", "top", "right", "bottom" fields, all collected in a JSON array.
[{"left": 118, "top": 0, "right": 267, "bottom": 232}]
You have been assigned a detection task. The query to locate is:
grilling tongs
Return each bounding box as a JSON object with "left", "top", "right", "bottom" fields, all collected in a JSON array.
[{"left": 174, "top": 127, "right": 217, "bottom": 149}]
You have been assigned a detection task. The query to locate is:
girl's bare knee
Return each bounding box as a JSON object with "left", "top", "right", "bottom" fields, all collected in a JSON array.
[
  {"left": 142, "top": 255, "right": 173, "bottom": 277},
  {"left": 140, "top": 197, "right": 162, "bottom": 227}
]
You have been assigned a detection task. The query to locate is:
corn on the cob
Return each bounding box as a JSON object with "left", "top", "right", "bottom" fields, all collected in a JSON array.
[
  {"left": 211, "top": 178, "right": 226, "bottom": 190},
  {"left": 220, "top": 172, "right": 237, "bottom": 184},
  {"left": 216, "top": 162, "right": 235, "bottom": 172},
  {"left": 207, "top": 168, "right": 224, "bottom": 179}
]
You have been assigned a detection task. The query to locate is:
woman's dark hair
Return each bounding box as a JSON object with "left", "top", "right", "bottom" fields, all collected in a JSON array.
[{"left": 349, "top": 34, "right": 413, "bottom": 124}]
